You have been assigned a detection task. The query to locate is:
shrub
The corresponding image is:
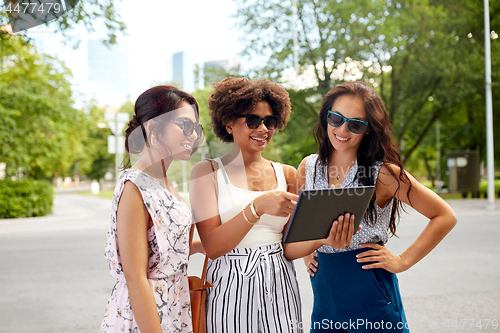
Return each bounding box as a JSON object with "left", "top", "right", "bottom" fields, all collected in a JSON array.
[{"left": 0, "top": 179, "right": 53, "bottom": 218}]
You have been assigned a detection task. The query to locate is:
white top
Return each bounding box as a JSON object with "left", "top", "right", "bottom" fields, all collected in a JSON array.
[{"left": 214, "top": 157, "right": 289, "bottom": 249}]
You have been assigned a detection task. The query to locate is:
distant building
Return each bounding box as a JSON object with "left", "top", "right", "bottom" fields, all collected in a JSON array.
[
  {"left": 200, "top": 59, "right": 238, "bottom": 88},
  {"left": 87, "top": 40, "right": 129, "bottom": 106},
  {"left": 172, "top": 51, "right": 195, "bottom": 92},
  {"left": 204, "top": 59, "right": 234, "bottom": 72}
]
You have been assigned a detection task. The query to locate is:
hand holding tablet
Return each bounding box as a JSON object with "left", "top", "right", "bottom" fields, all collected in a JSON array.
[{"left": 322, "top": 212, "right": 357, "bottom": 249}]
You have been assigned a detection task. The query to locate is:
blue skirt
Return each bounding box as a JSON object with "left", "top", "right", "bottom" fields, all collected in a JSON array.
[{"left": 310, "top": 248, "right": 409, "bottom": 332}]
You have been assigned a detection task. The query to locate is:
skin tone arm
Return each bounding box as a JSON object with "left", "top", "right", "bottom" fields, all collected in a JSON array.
[
  {"left": 282, "top": 160, "right": 357, "bottom": 261},
  {"left": 190, "top": 160, "right": 298, "bottom": 259},
  {"left": 116, "top": 181, "right": 162, "bottom": 333},
  {"left": 188, "top": 225, "right": 205, "bottom": 256},
  {"left": 356, "top": 164, "right": 457, "bottom": 273}
]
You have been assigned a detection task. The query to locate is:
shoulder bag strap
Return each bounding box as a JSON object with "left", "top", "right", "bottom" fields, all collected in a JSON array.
[{"left": 197, "top": 159, "right": 217, "bottom": 289}]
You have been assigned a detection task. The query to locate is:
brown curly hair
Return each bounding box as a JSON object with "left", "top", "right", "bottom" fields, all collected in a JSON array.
[{"left": 208, "top": 77, "right": 291, "bottom": 142}]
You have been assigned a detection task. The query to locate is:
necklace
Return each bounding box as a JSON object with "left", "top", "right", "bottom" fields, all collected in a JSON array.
[{"left": 330, "top": 175, "right": 341, "bottom": 188}]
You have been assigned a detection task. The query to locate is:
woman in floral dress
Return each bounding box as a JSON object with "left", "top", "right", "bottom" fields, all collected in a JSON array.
[{"left": 100, "top": 86, "right": 204, "bottom": 333}]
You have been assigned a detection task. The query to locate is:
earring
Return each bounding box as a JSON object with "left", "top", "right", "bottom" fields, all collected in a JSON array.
[
  {"left": 151, "top": 134, "right": 157, "bottom": 147},
  {"left": 365, "top": 132, "right": 370, "bottom": 135}
]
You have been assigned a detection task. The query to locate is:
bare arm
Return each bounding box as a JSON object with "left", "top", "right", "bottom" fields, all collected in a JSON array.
[
  {"left": 116, "top": 182, "right": 162, "bottom": 333},
  {"left": 189, "top": 225, "right": 205, "bottom": 256},
  {"left": 357, "top": 164, "right": 457, "bottom": 273},
  {"left": 190, "top": 161, "right": 298, "bottom": 259}
]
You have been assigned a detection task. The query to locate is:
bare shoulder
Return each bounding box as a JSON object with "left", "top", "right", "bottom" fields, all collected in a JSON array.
[
  {"left": 281, "top": 163, "right": 298, "bottom": 183},
  {"left": 298, "top": 156, "right": 309, "bottom": 173},
  {"left": 378, "top": 162, "right": 406, "bottom": 183},
  {"left": 376, "top": 162, "right": 417, "bottom": 199},
  {"left": 282, "top": 163, "right": 297, "bottom": 176},
  {"left": 117, "top": 180, "right": 149, "bottom": 227},
  {"left": 120, "top": 180, "right": 143, "bottom": 204},
  {"left": 191, "top": 159, "right": 217, "bottom": 178}
]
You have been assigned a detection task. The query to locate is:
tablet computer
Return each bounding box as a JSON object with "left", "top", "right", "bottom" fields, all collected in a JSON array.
[{"left": 283, "top": 186, "right": 375, "bottom": 243}]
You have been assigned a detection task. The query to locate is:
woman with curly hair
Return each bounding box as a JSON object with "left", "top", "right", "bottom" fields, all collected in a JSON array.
[
  {"left": 100, "top": 86, "right": 204, "bottom": 333},
  {"left": 189, "top": 77, "right": 354, "bottom": 333},
  {"left": 301, "top": 81, "right": 457, "bottom": 332}
]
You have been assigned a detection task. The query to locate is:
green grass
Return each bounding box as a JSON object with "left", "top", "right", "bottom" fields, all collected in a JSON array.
[
  {"left": 480, "top": 179, "right": 500, "bottom": 193},
  {"left": 422, "top": 179, "right": 500, "bottom": 199},
  {"left": 436, "top": 193, "right": 468, "bottom": 200}
]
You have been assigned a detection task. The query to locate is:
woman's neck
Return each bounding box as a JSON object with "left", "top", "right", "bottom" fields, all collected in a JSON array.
[
  {"left": 133, "top": 153, "right": 173, "bottom": 181},
  {"left": 222, "top": 144, "right": 265, "bottom": 168},
  {"left": 328, "top": 150, "right": 357, "bottom": 169}
]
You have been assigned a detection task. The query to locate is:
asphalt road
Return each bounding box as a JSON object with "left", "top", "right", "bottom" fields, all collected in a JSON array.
[{"left": 0, "top": 194, "right": 499, "bottom": 333}]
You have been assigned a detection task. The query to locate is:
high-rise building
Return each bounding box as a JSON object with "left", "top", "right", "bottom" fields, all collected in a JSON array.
[
  {"left": 172, "top": 51, "right": 195, "bottom": 92},
  {"left": 199, "top": 59, "right": 238, "bottom": 89},
  {"left": 204, "top": 59, "right": 234, "bottom": 72},
  {"left": 87, "top": 40, "right": 129, "bottom": 106}
]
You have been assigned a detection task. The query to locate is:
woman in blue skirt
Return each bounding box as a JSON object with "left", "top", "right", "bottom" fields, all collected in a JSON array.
[{"left": 300, "top": 81, "right": 457, "bottom": 332}]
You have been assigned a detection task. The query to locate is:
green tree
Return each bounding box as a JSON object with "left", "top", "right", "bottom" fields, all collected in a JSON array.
[
  {"left": 75, "top": 103, "right": 115, "bottom": 180},
  {"left": 120, "top": 99, "right": 134, "bottom": 118},
  {"left": 0, "top": 34, "right": 83, "bottom": 179},
  {"left": 1, "top": 0, "right": 126, "bottom": 46},
  {"left": 233, "top": 0, "right": 499, "bottom": 170}
]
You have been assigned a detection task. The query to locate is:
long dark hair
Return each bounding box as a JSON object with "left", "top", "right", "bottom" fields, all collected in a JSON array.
[
  {"left": 313, "top": 81, "right": 411, "bottom": 236},
  {"left": 123, "top": 85, "right": 200, "bottom": 167}
]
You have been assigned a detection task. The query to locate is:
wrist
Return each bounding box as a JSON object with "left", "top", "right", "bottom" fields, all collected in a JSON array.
[
  {"left": 398, "top": 254, "right": 411, "bottom": 272},
  {"left": 242, "top": 205, "right": 259, "bottom": 225},
  {"left": 252, "top": 197, "right": 263, "bottom": 217},
  {"left": 249, "top": 200, "right": 260, "bottom": 219}
]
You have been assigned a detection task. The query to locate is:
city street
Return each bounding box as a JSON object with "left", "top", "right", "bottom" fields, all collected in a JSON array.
[{"left": 1, "top": 193, "right": 499, "bottom": 333}]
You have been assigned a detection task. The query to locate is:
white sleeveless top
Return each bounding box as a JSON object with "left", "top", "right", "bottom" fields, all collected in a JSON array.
[{"left": 214, "top": 157, "right": 290, "bottom": 249}]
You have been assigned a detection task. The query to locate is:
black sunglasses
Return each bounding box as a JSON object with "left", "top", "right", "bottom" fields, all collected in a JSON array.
[
  {"left": 237, "top": 114, "right": 280, "bottom": 130},
  {"left": 327, "top": 111, "right": 369, "bottom": 134},
  {"left": 169, "top": 119, "right": 204, "bottom": 138}
]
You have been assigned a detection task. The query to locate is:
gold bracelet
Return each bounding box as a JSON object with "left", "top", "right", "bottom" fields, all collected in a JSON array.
[
  {"left": 242, "top": 208, "right": 258, "bottom": 225},
  {"left": 250, "top": 200, "right": 260, "bottom": 219}
]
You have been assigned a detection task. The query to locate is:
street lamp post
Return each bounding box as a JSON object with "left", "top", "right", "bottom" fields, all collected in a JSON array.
[
  {"left": 291, "top": 0, "right": 299, "bottom": 75},
  {"left": 484, "top": 0, "right": 495, "bottom": 207}
]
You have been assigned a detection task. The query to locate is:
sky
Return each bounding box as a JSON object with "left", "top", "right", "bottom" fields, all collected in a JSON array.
[{"left": 26, "top": 0, "right": 243, "bottom": 107}]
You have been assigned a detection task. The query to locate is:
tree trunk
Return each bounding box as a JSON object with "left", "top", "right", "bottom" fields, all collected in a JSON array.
[{"left": 422, "top": 152, "right": 435, "bottom": 186}]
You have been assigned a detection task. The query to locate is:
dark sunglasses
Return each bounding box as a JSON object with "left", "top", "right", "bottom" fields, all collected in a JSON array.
[
  {"left": 169, "top": 119, "right": 204, "bottom": 138},
  {"left": 237, "top": 114, "right": 280, "bottom": 130},
  {"left": 327, "top": 111, "right": 369, "bottom": 134}
]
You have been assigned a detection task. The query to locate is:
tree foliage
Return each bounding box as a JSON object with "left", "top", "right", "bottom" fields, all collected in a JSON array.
[
  {"left": 0, "top": 178, "right": 53, "bottom": 218},
  {"left": 233, "top": 0, "right": 499, "bottom": 174},
  {"left": 75, "top": 103, "right": 114, "bottom": 180},
  {"left": 0, "top": 0, "right": 126, "bottom": 46},
  {"left": 0, "top": 34, "right": 83, "bottom": 179}
]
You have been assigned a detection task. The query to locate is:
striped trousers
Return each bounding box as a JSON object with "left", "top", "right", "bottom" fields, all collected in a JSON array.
[{"left": 206, "top": 243, "right": 303, "bottom": 333}]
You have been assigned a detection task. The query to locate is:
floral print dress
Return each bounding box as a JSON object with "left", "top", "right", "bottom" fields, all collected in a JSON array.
[{"left": 100, "top": 168, "right": 193, "bottom": 333}]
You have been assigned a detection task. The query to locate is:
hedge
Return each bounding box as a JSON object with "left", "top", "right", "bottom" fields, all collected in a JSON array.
[{"left": 0, "top": 179, "right": 53, "bottom": 219}]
